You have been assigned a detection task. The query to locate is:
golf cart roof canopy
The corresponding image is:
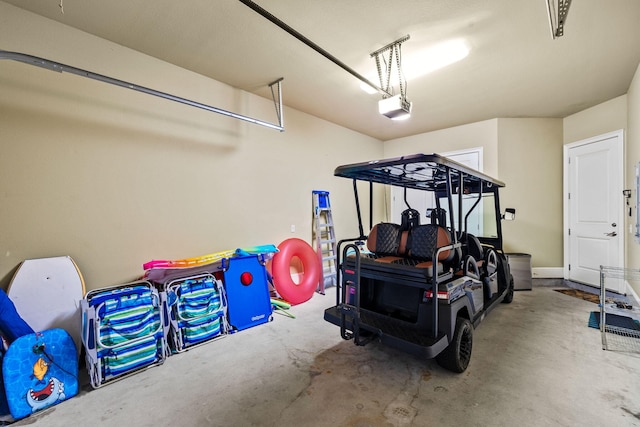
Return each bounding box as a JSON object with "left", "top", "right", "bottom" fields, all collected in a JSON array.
[{"left": 334, "top": 153, "right": 505, "bottom": 192}]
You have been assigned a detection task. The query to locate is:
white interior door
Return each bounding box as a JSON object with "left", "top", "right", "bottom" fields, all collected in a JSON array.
[
  {"left": 391, "top": 149, "right": 482, "bottom": 225},
  {"left": 564, "top": 130, "right": 624, "bottom": 292}
]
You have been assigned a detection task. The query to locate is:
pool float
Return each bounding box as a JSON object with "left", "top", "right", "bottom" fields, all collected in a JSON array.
[{"left": 270, "top": 238, "right": 320, "bottom": 305}]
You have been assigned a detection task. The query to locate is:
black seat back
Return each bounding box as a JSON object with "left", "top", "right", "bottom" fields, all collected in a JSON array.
[
  {"left": 428, "top": 208, "right": 447, "bottom": 227},
  {"left": 367, "top": 223, "right": 401, "bottom": 255},
  {"left": 400, "top": 208, "right": 420, "bottom": 230},
  {"left": 408, "top": 224, "right": 454, "bottom": 262},
  {"left": 459, "top": 232, "right": 484, "bottom": 261}
]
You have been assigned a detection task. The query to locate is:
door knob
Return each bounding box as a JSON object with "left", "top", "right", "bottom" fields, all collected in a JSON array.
[{"left": 605, "top": 231, "right": 617, "bottom": 237}]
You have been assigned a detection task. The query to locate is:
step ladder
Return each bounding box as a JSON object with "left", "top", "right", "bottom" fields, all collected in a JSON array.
[{"left": 313, "top": 190, "right": 337, "bottom": 294}]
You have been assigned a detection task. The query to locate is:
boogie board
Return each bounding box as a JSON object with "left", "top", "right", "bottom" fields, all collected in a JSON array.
[
  {"left": 143, "top": 245, "right": 279, "bottom": 284},
  {"left": 143, "top": 244, "right": 279, "bottom": 270},
  {"left": 2, "top": 328, "right": 78, "bottom": 419},
  {"left": 7, "top": 256, "right": 86, "bottom": 356}
]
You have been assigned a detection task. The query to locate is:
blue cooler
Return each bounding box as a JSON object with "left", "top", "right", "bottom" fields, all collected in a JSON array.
[{"left": 223, "top": 255, "right": 273, "bottom": 331}]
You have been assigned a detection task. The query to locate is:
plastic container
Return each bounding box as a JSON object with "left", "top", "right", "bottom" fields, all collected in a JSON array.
[{"left": 506, "top": 253, "right": 532, "bottom": 291}]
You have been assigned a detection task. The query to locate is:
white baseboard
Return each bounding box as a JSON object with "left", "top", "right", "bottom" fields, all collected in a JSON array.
[
  {"left": 625, "top": 283, "right": 640, "bottom": 305},
  {"left": 532, "top": 267, "right": 564, "bottom": 278}
]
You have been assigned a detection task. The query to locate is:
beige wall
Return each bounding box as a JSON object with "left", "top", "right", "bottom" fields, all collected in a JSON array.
[
  {"left": 383, "top": 119, "right": 499, "bottom": 177},
  {"left": 384, "top": 118, "right": 565, "bottom": 269},
  {"left": 2, "top": 2, "right": 638, "bottom": 293},
  {"left": 563, "top": 95, "right": 628, "bottom": 144},
  {"left": 627, "top": 63, "right": 640, "bottom": 271},
  {"left": 497, "top": 119, "right": 564, "bottom": 268},
  {"left": 0, "top": 3, "right": 382, "bottom": 290}
]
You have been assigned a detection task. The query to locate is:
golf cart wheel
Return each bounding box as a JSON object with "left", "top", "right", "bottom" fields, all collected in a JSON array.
[
  {"left": 436, "top": 317, "right": 473, "bottom": 373},
  {"left": 502, "top": 275, "right": 514, "bottom": 304}
]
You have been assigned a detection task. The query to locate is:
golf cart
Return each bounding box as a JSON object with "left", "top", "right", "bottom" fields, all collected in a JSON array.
[{"left": 323, "top": 153, "right": 515, "bottom": 373}]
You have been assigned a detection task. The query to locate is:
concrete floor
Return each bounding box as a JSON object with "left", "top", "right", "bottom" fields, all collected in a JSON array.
[{"left": 12, "top": 281, "right": 640, "bottom": 427}]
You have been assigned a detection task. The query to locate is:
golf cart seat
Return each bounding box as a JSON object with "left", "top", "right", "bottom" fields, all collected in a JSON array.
[
  {"left": 363, "top": 222, "right": 456, "bottom": 278},
  {"left": 458, "top": 232, "right": 499, "bottom": 278}
]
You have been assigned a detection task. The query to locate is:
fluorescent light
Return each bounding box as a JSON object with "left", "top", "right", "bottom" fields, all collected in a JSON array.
[
  {"left": 361, "top": 39, "right": 469, "bottom": 94},
  {"left": 405, "top": 39, "right": 469, "bottom": 80},
  {"left": 360, "top": 82, "right": 378, "bottom": 94}
]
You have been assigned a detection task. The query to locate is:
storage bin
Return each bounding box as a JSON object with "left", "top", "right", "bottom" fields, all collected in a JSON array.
[{"left": 506, "top": 253, "right": 532, "bottom": 291}]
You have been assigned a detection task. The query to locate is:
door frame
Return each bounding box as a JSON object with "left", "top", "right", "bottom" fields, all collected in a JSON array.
[{"left": 562, "top": 129, "right": 625, "bottom": 284}]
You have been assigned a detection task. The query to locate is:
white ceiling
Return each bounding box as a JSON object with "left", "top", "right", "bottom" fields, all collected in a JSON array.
[{"left": 4, "top": 0, "right": 640, "bottom": 140}]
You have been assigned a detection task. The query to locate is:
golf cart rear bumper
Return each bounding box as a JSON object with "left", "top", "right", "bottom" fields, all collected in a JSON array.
[{"left": 324, "top": 305, "right": 449, "bottom": 359}]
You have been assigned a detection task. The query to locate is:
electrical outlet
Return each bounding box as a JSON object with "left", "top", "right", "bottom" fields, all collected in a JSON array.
[{"left": 290, "top": 224, "right": 295, "bottom": 233}]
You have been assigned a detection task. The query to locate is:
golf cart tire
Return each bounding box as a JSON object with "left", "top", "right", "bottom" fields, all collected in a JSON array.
[
  {"left": 502, "top": 276, "right": 514, "bottom": 304},
  {"left": 436, "top": 317, "right": 473, "bottom": 373}
]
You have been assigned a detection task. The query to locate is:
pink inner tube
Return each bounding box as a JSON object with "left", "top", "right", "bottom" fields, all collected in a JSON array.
[{"left": 271, "top": 238, "right": 320, "bottom": 305}]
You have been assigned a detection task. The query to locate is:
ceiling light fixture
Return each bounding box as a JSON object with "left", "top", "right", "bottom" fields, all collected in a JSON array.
[
  {"left": 546, "top": 0, "right": 572, "bottom": 39},
  {"left": 371, "top": 35, "right": 412, "bottom": 120},
  {"left": 407, "top": 40, "right": 469, "bottom": 78},
  {"left": 360, "top": 39, "right": 469, "bottom": 95}
]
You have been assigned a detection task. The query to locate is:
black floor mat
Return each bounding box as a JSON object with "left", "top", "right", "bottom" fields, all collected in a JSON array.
[{"left": 588, "top": 311, "right": 640, "bottom": 331}]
